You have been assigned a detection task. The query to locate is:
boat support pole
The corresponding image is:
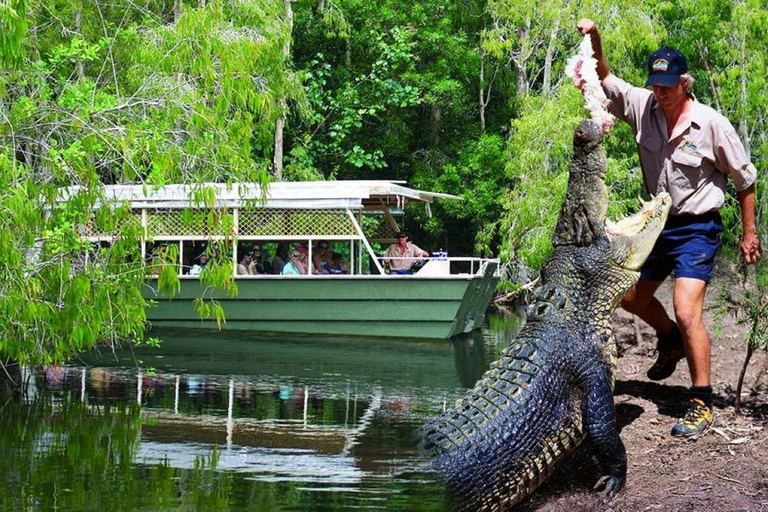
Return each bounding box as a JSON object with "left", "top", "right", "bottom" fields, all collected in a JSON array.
[{"left": 346, "top": 209, "right": 385, "bottom": 275}]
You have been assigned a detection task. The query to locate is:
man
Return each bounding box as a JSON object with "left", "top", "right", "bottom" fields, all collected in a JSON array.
[
  {"left": 384, "top": 231, "right": 429, "bottom": 275},
  {"left": 577, "top": 19, "right": 761, "bottom": 436}
]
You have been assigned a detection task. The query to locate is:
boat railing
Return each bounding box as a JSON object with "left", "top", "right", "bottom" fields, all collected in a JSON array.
[
  {"left": 160, "top": 256, "right": 500, "bottom": 278},
  {"left": 368, "top": 255, "right": 501, "bottom": 277}
]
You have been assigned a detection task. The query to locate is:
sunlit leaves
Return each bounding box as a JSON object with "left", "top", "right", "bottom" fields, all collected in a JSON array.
[{"left": 0, "top": 1, "right": 297, "bottom": 366}]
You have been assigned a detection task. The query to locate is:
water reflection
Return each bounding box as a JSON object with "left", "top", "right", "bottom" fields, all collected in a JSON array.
[{"left": 1, "top": 309, "right": 524, "bottom": 511}]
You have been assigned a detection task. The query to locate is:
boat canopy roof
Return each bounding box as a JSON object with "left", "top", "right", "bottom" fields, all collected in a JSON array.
[{"left": 57, "top": 181, "right": 461, "bottom": 210}]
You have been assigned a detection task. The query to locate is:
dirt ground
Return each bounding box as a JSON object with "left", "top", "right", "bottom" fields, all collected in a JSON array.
[{"left": 520, "top": 277, "right": 768, "bottom": 512}]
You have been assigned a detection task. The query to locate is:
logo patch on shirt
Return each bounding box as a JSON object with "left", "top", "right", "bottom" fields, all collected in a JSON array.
[
  {"left": 652, "top": 58, "right": 670, "bottom": 72},
  {"left": 680, "top": 140, "right": 703, "bottom": 156}
]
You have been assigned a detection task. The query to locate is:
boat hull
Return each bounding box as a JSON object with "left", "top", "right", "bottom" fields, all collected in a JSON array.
[{"left": 143, "top": 264, "right": 499, "bottom": 339}]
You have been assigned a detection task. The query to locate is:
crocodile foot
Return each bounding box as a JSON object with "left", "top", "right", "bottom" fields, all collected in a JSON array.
[
  {"left": 525, "top": 284, "right": 568, "bottom": 320},
  {"left": 593, "top": 474, "right": 625, "bottom": 498}
]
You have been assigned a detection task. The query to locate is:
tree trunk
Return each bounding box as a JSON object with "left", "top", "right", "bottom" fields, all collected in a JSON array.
[
  {"left": 430, "top": 106, "right": 442, "bottom": 147},
  {"left": 74, "top": 7, "right": 84, "bottom": 80},
  {"left": 738, "top": 41, "right": 751, "bottom": 158},
  {"left": 317, "top": 0, "right": 325, "bottom": 12},
  {"left": 734, "top": 340, "right": 755, "bottom": 414},
  {"left": 273, "top": 0, "right": 294, "bottom": 179},
  {"left": 273, "top": 99, "right": 286, "bottom": 180},
  {"left": 516, "top": 19, "right": 530, "bottom": 95},
  {"left": 479, "top": 51, "right": 486, "bottom": 132},
  {"left": 173, "top": 0, "right": 182, "bottom": 24},
  {"left": 542, "top": 13, "right": 561, "bottom": 97}
]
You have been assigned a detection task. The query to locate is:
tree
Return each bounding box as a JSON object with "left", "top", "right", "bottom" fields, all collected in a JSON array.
[{"left": 0, "top": 0, "right": 297, "bottom": 372}]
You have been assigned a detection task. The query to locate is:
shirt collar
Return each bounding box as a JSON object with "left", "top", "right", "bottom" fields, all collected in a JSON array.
[{"left": 651, "top": 95, "right": 703, "bottom": 134}]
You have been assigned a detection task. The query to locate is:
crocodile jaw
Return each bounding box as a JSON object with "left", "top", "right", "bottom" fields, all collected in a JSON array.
[{"left": 605, "top": 192, "right": 671, "bottom": 271}]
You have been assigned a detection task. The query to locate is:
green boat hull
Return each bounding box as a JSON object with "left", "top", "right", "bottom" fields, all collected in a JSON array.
[{"left": 143, "top": 263, "right": 499, "bottom": 339}]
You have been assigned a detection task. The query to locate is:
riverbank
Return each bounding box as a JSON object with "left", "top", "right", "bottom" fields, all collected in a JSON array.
[{"left": 523, "top": 277, "right": 768, "bottom": 511}]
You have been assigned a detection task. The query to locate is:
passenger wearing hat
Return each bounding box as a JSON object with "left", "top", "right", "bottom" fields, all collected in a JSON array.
[
  {"left": 384, "top": 231, "right": 429, "bottom": 275},
  {"left": 576, "top": 19, "right": 761, "bottom": 437},
  {"left": 189, "top": 251, "right": 208, "bottom": 276}
]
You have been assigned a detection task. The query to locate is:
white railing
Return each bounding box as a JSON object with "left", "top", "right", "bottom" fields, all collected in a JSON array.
[{"left": 150, "top": 256, "right": 501, "bottom": 279}]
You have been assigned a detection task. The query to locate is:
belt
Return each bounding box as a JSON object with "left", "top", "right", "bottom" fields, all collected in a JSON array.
[{"left": 666, "top": 210, "right": 721, "bottom": 226}]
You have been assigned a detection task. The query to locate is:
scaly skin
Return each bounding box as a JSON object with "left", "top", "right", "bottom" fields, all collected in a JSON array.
[{"left": 421, "top": 121, "right": 671, "bottom": 510}]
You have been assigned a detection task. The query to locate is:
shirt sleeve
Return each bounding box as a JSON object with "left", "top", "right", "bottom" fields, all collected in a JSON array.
[
  {"left": 409, "top": 244, "right": 425, "bottom": 257},
  {"left": 603, "top": 74, "right": 654, "bottom": 133},
  {"left": 714, "top": 122, "right": 757, "bottom": 192}
]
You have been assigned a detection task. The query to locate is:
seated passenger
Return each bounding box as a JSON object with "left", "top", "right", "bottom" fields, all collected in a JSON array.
[
  {"left": 312, "top": 240, "right": 341, "bottom": 274},
  {"left": 237, "top": 251, "right": 255, "bottom": 275},
  {"left": 332, "top": 252, "right": 349, "bottom": 274},
  {"left": 251, "top": 244, "right": 272, "bottom": 274},
  {"left": 272, "top": 243, "right": 289, "bottom": 275},
  {"left": 384, "top": 231, "right": 429, "bottom": 275},
  {"left": 281, "top": 247, "right": 307, "bottom": 275},
  {"left": 189, "top": 252, "right": 208, "bottom": 276}
]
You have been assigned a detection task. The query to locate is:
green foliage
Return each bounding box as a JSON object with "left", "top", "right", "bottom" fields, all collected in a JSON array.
[
  {"left": 0, "top": 0, "right": 27, "bottom": 68},
  {"left": 2, "top": 0, "right": 768, "bottom": 363},
  {"left": 0, "top": 160, "right": 149, "bottom": 365},
  {"left": 295, "top": 26, "right": 422, "bottom": 176},
  {"left": 498, "top": 89, "right": 582, "bottom": 270},
  {"left": 0, "top": 1, "right": 294, "bottom": 365}
]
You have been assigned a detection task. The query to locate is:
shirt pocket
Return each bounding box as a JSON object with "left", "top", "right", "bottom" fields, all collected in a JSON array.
[{"left": 670, "top": 150, "right": 703, "bottom": 190}]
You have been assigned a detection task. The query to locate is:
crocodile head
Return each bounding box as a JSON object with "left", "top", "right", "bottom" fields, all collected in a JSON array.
[
  {"left": 547, "top": 120, "right": 671, "bottom": 306},
  {"left": 605, "top": 194, "right": 671, "bottom": 271}
]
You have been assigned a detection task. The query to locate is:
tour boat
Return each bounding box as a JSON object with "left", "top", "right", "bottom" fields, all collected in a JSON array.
[{"left": 64, "top": 181, "right": 501, "bottom": 339}]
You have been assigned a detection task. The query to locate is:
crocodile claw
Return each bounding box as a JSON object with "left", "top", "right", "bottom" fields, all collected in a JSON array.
[{"left": 593, "top": 475, "right": 625, "bottom": 498}]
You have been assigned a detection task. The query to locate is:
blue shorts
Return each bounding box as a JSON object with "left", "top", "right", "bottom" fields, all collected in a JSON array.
[{"left": 640, "top": 211, "right": 723, "bottom": 283}]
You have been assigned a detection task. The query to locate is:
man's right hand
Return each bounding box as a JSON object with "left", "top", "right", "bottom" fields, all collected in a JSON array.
[
  {"left": 577, "top": 18, "right": 597, "bottom": 36},
  {"left": 575, "top": 18, "right": 609, "bottom": 81}
]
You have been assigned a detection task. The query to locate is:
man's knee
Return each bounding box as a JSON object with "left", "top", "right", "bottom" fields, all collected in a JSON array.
[
  {"left": 673, "top": 306, "right": 701, "bottom": 333},
  {"left": 673, "top": 279, "right": 707, "bottom": 332},
  {"left": 621, "top": 286, "right": 646, "bottom": 313}
]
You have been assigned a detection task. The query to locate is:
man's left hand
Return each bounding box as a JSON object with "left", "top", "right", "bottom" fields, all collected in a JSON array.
[{"left": 741, "top": 230, "right": 762, "bottom": 264}]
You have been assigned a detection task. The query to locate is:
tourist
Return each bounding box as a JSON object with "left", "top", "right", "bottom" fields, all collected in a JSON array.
[
  {"left": 237, "top": 250, "right": 254, "bottom": 275},
  {"left": 313, "top": 240, "right": 341, "bottom": 274},
  {"left": 272, "top": 243, "right": 290, "bottom": 275},
  {"left": 189, "top": 252, "right": 208, "bottom": 276},
  {"left": 251, "top": 244, "right": 271, "bottom": 274},
  {"left": 281, "top": 246, "right": 307, "bottom": 275}
]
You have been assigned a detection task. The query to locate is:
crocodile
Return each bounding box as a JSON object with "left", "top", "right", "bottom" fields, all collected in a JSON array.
[{"left": 420, "top": 120, "right": 671, "bottom": 510}]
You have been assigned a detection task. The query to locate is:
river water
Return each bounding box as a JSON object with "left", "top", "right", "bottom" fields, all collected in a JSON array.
[{"left": 0, "top": 310, "right": 523, "bottom": 511}]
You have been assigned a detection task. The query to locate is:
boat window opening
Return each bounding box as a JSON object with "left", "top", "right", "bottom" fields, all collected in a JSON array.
[
  {"left": 235, "top": 241, "right": 275, "bottom": 275},
  {"left": 146, "top": 241, "right": 180, "bottom": 277}
]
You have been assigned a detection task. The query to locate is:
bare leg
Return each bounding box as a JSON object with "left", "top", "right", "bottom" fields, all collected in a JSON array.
[
  {"left": 621, "top": 278, "right": 674, "bottom": 334},
  {"left": 672, "top": 277, "right": 710, "bottom": 387}
]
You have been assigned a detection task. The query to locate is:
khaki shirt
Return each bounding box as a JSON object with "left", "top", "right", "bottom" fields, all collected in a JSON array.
[
  {"left": 604, "top": 75, "right": 756, "bottom": 215},
  {"left": 385, "top": 242, "right": 426, "bottom": 271}
]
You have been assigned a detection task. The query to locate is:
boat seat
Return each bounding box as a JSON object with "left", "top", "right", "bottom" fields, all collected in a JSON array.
[{"left": 415, "top": 259, "right": 450, "bottom": 276}]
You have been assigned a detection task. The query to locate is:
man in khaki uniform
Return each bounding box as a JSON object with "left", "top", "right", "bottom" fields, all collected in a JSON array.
[
  {"left": 384, "top": 231, "right": 429, "bottom": 275},
  {"left": 577, "top": 19, "right": 762, "bottom": 436}
]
